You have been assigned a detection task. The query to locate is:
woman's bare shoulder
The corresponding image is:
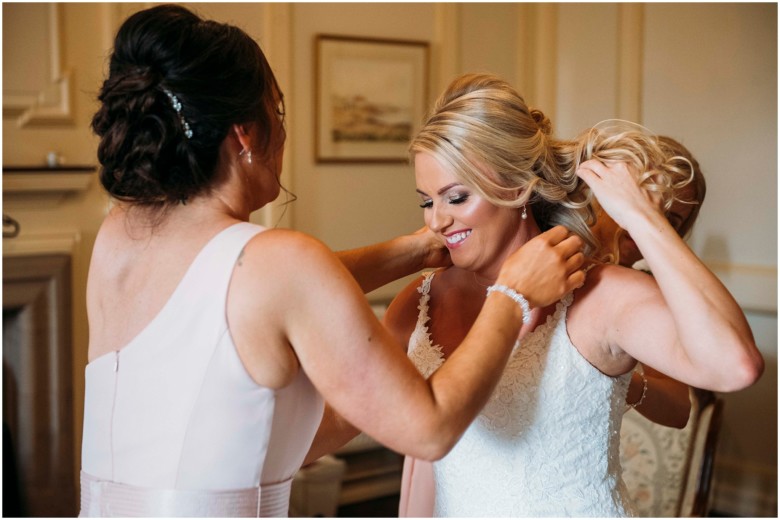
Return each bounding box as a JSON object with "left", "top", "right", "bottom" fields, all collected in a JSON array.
[
  {"left": 568, "top": 263, "right": 657, "bottom": 373},
  {"left": 240, "top": 228, "right": 343, "bottom": 277},
  {"left": 580, "top": 263, "right": 655, "bottom": 295}
]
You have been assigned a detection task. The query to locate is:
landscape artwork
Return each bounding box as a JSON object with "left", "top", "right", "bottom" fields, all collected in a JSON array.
[{"left": 316, "top": 35, "right": 428, "bottom": 163}]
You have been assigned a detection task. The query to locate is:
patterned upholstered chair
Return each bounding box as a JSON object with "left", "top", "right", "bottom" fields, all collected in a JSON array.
[{"left": 620, "top": 388, "right": 724, "bottom": 517}]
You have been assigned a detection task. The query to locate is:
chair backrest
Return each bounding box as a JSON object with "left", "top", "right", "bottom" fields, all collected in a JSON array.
[
  {"left": 678, "top": 389, "right": 724, "bottom": 516},
  {"left": 619, "top": 388, "right": 724, "bottom": 517}
]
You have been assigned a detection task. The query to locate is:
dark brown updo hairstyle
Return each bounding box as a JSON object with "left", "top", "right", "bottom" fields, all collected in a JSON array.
[{"left": 92, "top": 4, "right": 284, "bottom": 207}]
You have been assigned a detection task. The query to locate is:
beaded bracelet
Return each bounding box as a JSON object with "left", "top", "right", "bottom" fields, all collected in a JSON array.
[
  {"left": 486, "top": 284, "right": 532, "bottom": 324},
  {"left": 629, "top": 371, "right": 648, "bottom": 408}
]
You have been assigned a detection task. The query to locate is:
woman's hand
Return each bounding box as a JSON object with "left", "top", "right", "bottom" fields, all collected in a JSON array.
[
  {"left": 496, "top": 225, "right": 585, "bottom": 308},
  {"left": 576, "top": 159, "right": 662, "bottom": 232},
  {"left": 410, "top": 226, "right": 452, "bottom": 269},
  {"left": 335, "top": 227, "right": 451, "bottom": 293}
]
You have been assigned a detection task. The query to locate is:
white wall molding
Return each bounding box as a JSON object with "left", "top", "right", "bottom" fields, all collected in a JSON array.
[
  {"left": 3, "top": 167, "right": 95, "bottom": 208},
  {"left": 254, "top": 3, "right": 295, "bottom": 230},
  {"left": 515, "top": 4, "right": 558, "bottom": 122},
  {"left": 3, "top": 4, "right": 74, "bottom": 127},
  {"left": 532, "top": 4, "right": 558, "bottom": 121},
  {"left": 432, "top": 3, "right": 461, "bottom": 96},
  {"left": 616, "top": 4, "right": 644, "bottom": 122},
  {"left": 707, "top": 261, "right": 778, "bottom": 314}
]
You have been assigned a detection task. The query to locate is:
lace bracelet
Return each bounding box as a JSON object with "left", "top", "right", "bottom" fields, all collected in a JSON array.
[{"left": 486, "top": 284, "right": 532, "bottom": 324}]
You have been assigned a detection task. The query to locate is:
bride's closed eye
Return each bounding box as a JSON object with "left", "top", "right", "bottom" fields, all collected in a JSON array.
[
  {"left": 419, "top": 193, "right": 470, "bottom": 209},
  {"left": 448, "top": 193, "right": 469, "bottom": 205}
]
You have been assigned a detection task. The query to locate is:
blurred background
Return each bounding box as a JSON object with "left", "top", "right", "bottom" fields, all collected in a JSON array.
[{"left": 2, "top": 3, "right": 776, "bottom": 517}]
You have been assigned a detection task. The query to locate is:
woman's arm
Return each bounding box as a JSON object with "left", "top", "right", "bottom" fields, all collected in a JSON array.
[
  {"left": 627, "top": 365, "right": 691, "bottom": 429},
  {"left": 305, "top": 275, "right": 425, "bottom": 465},
  {"left": 304, "top": 404, "right": 361, "bottom": 465},
  {"left": 577, "top": 160, "right": 763, "bottom": 391},
  {"left": 234, "top": 226, "right": 584, "bottom": 461},
  {"left": 335, "top": 227, "right": 450, "bottom": 293}
]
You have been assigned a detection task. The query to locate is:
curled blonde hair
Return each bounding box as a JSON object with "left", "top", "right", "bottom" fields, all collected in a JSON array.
[
  {"left": 409, "top": 73, "right": 597, "bottom": 255},
  {"left": 657, "top": 135, "right": 706, "bottom": 239},
  {"left": 564, "top": 120, "right": 696, "bottom": 262},
  {"left": 570, "top": 120, "right": 694, "bottom": 211}
]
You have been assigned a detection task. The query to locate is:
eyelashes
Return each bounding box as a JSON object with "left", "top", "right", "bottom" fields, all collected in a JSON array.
[{"left": 419, "top": 193, "right": 470, "bottom": 209}]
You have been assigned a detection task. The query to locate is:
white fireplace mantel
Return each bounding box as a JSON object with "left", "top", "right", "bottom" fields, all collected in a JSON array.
[
  {"left": 3, "top": 165, "right": 94, "bottom": 202},
  {"left": 3, "top": 230, "right": 81, "bottom": 258}
]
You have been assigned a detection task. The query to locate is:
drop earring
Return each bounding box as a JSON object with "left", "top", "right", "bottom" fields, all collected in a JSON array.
[
  {"left": 239, "top": 149, "right": 253, "bottom": 165},
  {"left": 521, "top": 205, "right": 527, "bottom": 220}
]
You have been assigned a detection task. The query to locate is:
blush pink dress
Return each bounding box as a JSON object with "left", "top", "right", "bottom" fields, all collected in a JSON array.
[{"left": 80, "top": 222, "right": 324, "bottom": 517}]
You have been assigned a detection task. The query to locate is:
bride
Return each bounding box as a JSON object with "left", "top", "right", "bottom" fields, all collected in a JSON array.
[{"left": 307, "top": 74, "right": 762, "bottom": 516}]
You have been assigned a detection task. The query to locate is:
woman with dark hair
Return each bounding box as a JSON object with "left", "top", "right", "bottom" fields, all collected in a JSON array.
[{"left": 80, "top": 6, "right": 585, "bottom": 517}]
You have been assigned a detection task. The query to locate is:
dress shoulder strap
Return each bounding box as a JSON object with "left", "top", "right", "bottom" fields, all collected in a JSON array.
[
  {"left": 407, "top": 271, "right": 446, "bottom": 373},
  {"left": 415, "top": 271, "right": 436, "bottom": 324}
]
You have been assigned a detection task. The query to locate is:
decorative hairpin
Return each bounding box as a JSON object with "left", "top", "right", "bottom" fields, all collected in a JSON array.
[{"left": 163, "top": 88, "right": 193, "bottom": 139}]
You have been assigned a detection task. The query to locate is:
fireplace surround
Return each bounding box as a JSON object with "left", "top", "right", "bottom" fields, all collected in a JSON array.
[{"left": 3, "top": 253, "right": 76, "bottom": 516}]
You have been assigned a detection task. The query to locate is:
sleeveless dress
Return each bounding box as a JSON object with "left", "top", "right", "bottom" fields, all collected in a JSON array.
[
  {"left": 80, "top": 222, "right": 324, "bottom": 517},
  {"left": 407, "top": 272, "right": 635, "bottom": 517}
]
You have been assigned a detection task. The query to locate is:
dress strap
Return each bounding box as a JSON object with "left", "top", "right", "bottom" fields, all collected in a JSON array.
[
  {"left": 80, "top": 471, "right": 291, "bottom": 517},
  {"left": 414, "top": 272, "right": 436, "bottom": 330}
]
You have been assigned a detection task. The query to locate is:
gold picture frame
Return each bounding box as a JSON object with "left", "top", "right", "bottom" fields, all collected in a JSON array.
[{"left": 315, "top": 34, "right": 429, "bottom": 164}]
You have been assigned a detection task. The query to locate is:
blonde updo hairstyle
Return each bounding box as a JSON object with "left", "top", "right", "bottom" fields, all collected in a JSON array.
[
  {"left": 409, "top": 73, "right": 598, "bottom": 256},
  {"left": 657, "top": 135, "right": 706, "bottom": 239},
  {"left": 565, "top": 120, "right": 696, "bottom": 263}
]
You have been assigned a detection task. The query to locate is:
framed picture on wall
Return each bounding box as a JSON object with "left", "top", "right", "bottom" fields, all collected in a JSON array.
[{"left": 315, "top": 34, "right": 429, "bottom": 163}]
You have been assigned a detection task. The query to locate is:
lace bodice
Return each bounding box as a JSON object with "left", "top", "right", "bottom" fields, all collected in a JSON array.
[{"left": 407, "top": 272, "right": 635, "bottom": 517}]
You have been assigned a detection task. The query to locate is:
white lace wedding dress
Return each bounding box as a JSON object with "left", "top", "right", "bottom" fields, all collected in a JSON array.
[{"left": 408, "top": 272, "right": 636, "bottom": 517}]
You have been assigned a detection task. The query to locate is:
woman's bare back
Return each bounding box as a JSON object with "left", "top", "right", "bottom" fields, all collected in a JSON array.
[{"left": 86, "top": 206, "right": 238, "bottom": 362}]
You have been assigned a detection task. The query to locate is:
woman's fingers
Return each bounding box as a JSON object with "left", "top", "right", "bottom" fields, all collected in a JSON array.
[
  {"left": 567, "top": 268, "right": 587, "bottom": 290},
  {"left": 556, "top": 233, "right": 584, "bottom": 258},
  {"left": 541, "top": 224, "right": 571, "bottom": 244},
  {"left": 565, "top": 251, "right": 585, "bottom": 273}
]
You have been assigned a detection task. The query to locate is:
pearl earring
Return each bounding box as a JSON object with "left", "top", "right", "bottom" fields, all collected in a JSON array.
[
  {"left": 239, "top": 149, "right": 253, "bottom": 165},
  {"left": 521, "top": 205, "right": 527, "bottom": 220}
]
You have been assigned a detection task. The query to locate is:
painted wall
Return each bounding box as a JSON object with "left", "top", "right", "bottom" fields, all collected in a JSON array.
[{"left": 3, "top": 3, "right": 776, "bottom": 515}]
